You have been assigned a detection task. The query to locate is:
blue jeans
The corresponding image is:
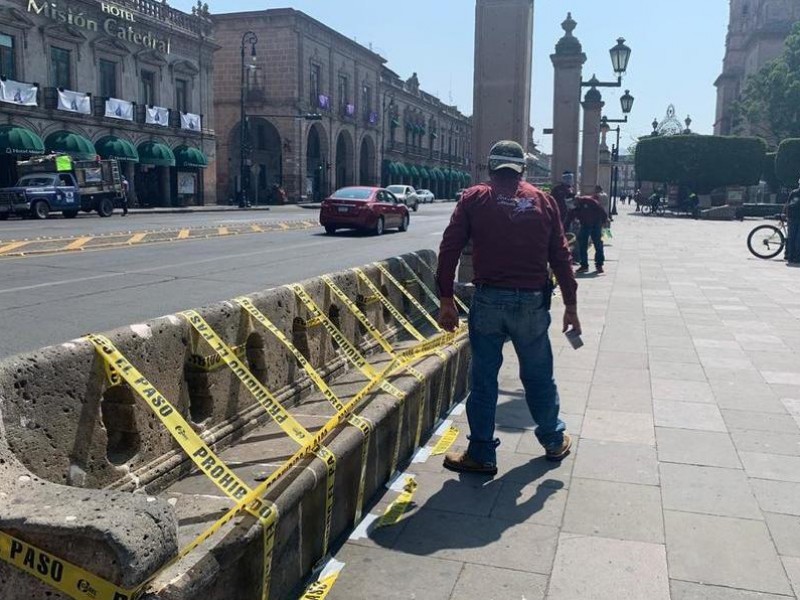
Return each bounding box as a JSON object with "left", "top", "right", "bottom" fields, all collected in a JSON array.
[
  {"left": 788, "top": 219, "right": 800, "bottom": 263},
  {"left": 578, "top": 224, "right": 605, "bottom": 268},
  {"left": 466, "top": 286, "right": 566, "bottom": 465}
]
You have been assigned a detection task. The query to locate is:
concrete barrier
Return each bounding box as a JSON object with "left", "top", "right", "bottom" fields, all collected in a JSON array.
[{"left": 0, "top": 250, "right": 470, "bottom": 600}]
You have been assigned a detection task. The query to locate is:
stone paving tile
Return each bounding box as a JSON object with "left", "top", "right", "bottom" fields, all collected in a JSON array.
[
  {"left": 660, "top": 463, "right": 762, "bottom": 519},
  {"left": 407, "top": 471, "right": 504, "bottom": 518},
  {"left": 651, "top": 379, "right": 715, "bottom": 404},
  {"left": 581, "top": 409, "right": 655, "bottom": 445},
  {"left": 751, "top": 479, "right": 800, "bottom": 516},
  {"left": 328, "top": 544, "right": 462, "bottom": 600},
  {"left": 586, "top": 383, "right": 653, "bottom": 413},
  {"left": 764, "top": 372, "right": 800, "bottom": 386},
  {"left": 561, "top": 478, "right": 664, "bottom": 543},
  {"left": 389, "top": 509, "right": 559, "bottom": 574},
  {"left": 669, "top": 580, "right": 794, "bottom": 600},
  {"left": 547, "top": 534, "right": 670, "bottom": 600},
  {"left": 765, "top": 512, "right": 800, "bottom": 558},
  {"left": 655, "top": 427, "right": 742, "bottom": 469},
  {"left": 490, "top": 480, "right": 568, "bottom": 527},
  {"left": 731, "top": 430, "right": 800, "bottom": 456},
  {"left": 650, "top": 361, "right": 708, "bottom": 382},
  {"left": 654, "top": 400, "right": 727, "bottom": 432},
  {"left": 447, "top": 564, "right": 548, "bottom": 600},
  {"left": 739, "top": 452, "right": 800, "bottom": 483},
  {"left": 783, "top": 557, "right": 800, "bottom": 598},
  {"left": 706, "top": 366, "right": 768, "bottom": 384},
  {"left": 722, "top": 409, "right": 800, "bottom": 434},
  {"left": 648, "top": 346, "right": 700, "bottom": 364},
  {"left": 572, "top": 439, "right": 659, "bottom": 485},
  {"left": 664, "top": 510, "right": 793, "bottom": 595},
  {"left": 516, "top": 414, "right": 583, "bottom": 453}
]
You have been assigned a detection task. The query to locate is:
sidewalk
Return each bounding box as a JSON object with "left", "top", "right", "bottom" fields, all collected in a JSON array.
[
  {"left": 128, "top": 204, "right": 277, "bottom": 215},
  {"left": 326, "top": 212, "right": 800, "bottom": 600}
]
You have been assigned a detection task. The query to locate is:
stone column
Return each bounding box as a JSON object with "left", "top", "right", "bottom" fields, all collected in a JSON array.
[
  {"left": 550, "top": 13, "right": 586, "bottom": 185},
  {"left": 580, "top": 83, "right": 604, "bottom": 195},
  {"left": 471, "top": 0, "right": 534, "bottom": 183},
  {"left": 599, "top": 137, "right": 612, "bottom": 197}
]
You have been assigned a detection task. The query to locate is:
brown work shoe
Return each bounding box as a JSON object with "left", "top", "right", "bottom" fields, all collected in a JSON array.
[
  {"left": 545, "top": 433, "right": 572, "bottom": 462},
  {"left": 443, "top": 451, "right": 498, "bottom": 475}
]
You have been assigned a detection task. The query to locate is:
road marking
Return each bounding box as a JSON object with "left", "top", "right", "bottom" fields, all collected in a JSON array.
[
  {"left": 63, "top": 236, "right": 93, "bottom": 251},
  {"left": 218, "top": 226, "right": 229, "bottom": 235},
  {"left": 178, "top": 229, "right": 190, "bottom": 239},
  {"left": 127, "top": 233, "right": 147, "bottom": 244},
  {"left": 0, "top": 241, "right": 30, "bottom": 255},
  {"left": 251, "top": 224, "right": 263, "bottom": 232},
  {"left": 279, "top": 222, "right": 290, "bottom": 230}
]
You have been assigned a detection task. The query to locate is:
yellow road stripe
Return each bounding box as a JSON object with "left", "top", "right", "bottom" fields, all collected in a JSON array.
[
  {"left": 0, "top": 241, "right": 30, "bottom": 255},
  {"left": 251, "top": 224, "right": 263, "bottom": 232},
  {"left": 279, "top": 222, "right": 290, "bottom": 230},
  {"left": 218, "top": 227, "right": 229, "bottom": 235},
  {"left": 177, "top": 229, "right": 190, "bottom": 239},
  {"left": 63, "top": 236, "right": 92, "bottom": 251},
  {"left": 127, "top": 232, "right": 147, "bottom": 244}
]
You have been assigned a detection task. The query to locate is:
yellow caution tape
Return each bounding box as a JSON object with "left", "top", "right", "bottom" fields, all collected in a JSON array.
[
  {"left": 234, "top": 296, "right": 372, "bottom": 525},
  {"left": 410, "top": 252, "right": 471, "bottom": 315},
  {"left": 395, "top": 256, "right": 442, "bottom": 309},
  {"left": 320, "top": 275, "right": 425, "bottom": 382},
  {"left": 186, "top": 343, "right": 247, "bottom": 371},
  {"left": 180, "top": 310, "right": 313, "bottom": 447},
  {"left": 378, "top": 477, "right": 417, "bottom": 528},
  {"left": 300, "top": 571, "right": 341, "bottom": 600},
  {"left": 85, "top": 334, "right": 279, "bottom": 600},
  {"left": 431, "top": 426, "right": 460, "bottom": 456},
  {"left": 374, "top": 262, "right": 443, "bottom": 332},
  {"left": 354, "top": 268, "right": 426, "bottom": 342},
  {"left": 179, "top": 310, "right": 337, "bottom": 555},
  {"left": 0, "top": 530, "right": 139, "bottom": 600}
]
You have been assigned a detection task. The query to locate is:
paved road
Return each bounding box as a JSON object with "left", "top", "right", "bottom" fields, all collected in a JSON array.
[
  {"left": 327, "top": 210, "right": 800, "bottom": 600},
  {"left": 0, "top": 203, "right": 455, "bottom": 358}
]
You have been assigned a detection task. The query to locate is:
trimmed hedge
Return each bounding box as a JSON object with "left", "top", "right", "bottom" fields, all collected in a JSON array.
[
  {"left": 776, "top": 138, "right": 800, "bottom": 187},
  {"left": 635, "top": 135, "right": 767, "bottom": 194},
  {"left": 763, "top": 152, "right": 780, "bottom": 192}
]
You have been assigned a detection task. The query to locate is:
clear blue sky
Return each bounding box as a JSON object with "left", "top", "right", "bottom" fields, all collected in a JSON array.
[{"left": 175, "top": 0, "right": 729, "bottom": 154}]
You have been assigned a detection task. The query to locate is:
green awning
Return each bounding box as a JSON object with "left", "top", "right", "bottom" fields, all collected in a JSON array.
[
  {"left": 432, "top": 168, "right": 445, "bottom": 182},
  {"left": 45, "top": 131, "right": 96, "bottom": 160},
  {"left": 138, "top": 141, "right": 175, "bottom": 167},
  {"left": 95, "top": 136, "right": 139, "bottom": 162},
  {"left": 387, "top": 162, "right": 400, "bottom": 176},
  {"left": 395, "top": 163, "right": 409, "bottom": 178},
  {"left": 0, "top": 125, "right": 44, "bottom": 156},
  {"left": 390, "top": 118, "right": 400, "bottom": 128},
  {"left": 175, "top": 145, "right": 208, "bottom": 168},
  {"left": 418, "top": 166, "right": 431, "bottom": 181},
  {"left": 447, "top": 169, "right": 458, "bottom": 181},
  {"left": 408, "top": 165, "right": 420, "bottom": 179}
]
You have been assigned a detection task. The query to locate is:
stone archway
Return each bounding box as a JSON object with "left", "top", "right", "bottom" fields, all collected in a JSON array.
[
  {"left": 229, "top": 117, "right": 282, "bottom": 205},
  {"left": 334, "top": 129, "right": 354, "bottom": 190},
  {"left": 358, "top": 135, "right": 376, "bottom": 186},
  {"left": 306, "top": 122, "right": 328, "bottom": 201}
]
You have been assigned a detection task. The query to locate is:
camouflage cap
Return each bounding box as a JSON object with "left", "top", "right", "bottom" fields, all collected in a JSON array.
[{"left": 488, "top": 140, "right": 526, "bottom": 173}]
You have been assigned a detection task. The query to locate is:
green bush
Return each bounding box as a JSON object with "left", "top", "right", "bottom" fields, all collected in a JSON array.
[
  {"left": 776, "top": 138, "right": 800, "bottom": 187},
  {"left": 635, "top": 135, "right": 767, "bottom": 194}
]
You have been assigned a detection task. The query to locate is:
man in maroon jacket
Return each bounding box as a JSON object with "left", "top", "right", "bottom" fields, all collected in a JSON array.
[
  {"left": 436, "top": 140, "right": 581, "bottom": 474},
  {"left": 569, "top": 195, "right": 608, "bottom": 274}
]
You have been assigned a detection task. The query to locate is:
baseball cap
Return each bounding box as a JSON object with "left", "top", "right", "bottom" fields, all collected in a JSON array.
[{"left": 488, "top": 140, "right": 526, "bottom": 174}]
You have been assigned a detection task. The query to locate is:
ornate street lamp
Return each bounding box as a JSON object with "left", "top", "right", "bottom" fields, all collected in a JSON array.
[
  {"left": 652, "top": 118, "right": 660, "bottom": 136},
  {"left": 610, "top": 38, "right": 632, "bottom": 77},
  {"left": 239, "top": 31, "right": 258, "bottom": 208},
  {"left": 684, "top": 115, "right": 692, "bottom": 134},
  {"left": 620, "top": 89, "right": 635, "bottom": 114}
]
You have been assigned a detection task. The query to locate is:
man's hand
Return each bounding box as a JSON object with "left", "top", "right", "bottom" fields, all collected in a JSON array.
[
  {"left": 562, "top": 305, "right": 582, "bottom": 335},
  {"left": 438, "top": 298, "right": 459, "bottom": 332}
]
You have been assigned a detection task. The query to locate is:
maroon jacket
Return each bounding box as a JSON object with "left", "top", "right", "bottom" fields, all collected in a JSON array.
[
  {"left": 437, "top": 180, "right": 578, "bottom": 306},
  {"left": 568, "top": 196, "right": 608, "bottom": 227}
]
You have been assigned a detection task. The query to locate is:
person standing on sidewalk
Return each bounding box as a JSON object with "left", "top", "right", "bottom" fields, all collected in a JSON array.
[
  {"left": 120, "top": 176, "right": 130, "bottom": 217},
  {"left": 436, "top": 140, "right": 581, "bottom": 474},
  {"left": 570, "top": 195, "right": 608, "bottom": 274},
  {"left": 787, "top": 180, "right": 800, "bottom": 265}
]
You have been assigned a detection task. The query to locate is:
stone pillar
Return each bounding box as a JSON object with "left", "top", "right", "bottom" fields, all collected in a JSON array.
[
  {"left": 599, "top": 145, "right": 612, "bottom": 198},
  {"left": 580, "top": 83, "right": 604, "bottom": 195},
  {"left": 550, "top": 13, "right": 586, "bottom": 186},
  {"left": 471, "top": 0, "right": 534, "bottom": 184}
]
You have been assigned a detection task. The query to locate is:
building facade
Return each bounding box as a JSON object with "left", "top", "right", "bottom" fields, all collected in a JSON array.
[
  {"left": 714, "top": 0, "right": 800, "bottom": 136},
  {"left": 212, "top": 8, "right": 471, "bottom": 205},
  {"left": 380, "top": 68, "right": 472, "bottom": 200},
  {"left": 0, "top": 0, "right": 217, "bottom": 206}
]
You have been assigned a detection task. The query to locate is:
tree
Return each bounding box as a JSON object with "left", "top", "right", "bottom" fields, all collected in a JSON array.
[
  {"left": 776, "top": 139, "right": 800, "bottom": 187},
  {"left": 635, "top": 135, "right": 767, "bottom": 194},
  {"left": 732, "top": 22, "right": 800, "bottom": 145}
]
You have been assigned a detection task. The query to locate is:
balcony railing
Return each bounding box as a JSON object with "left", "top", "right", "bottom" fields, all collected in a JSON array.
[{"left": 123, "top": 0, "right": 211, "bottom": 36}]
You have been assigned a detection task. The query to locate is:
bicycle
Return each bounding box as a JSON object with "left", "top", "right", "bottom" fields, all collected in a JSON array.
[
  {"left": 747, "top": 216, "right": 787, "bottom": 259},
  {"left": 641, "top": 198, "right": 666, "bottom": 217}
]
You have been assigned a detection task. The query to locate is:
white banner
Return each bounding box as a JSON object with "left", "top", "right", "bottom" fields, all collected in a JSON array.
[
  {"left": 146, "top": 106, "right": 169, "bottom": 127},
  {"left": 57, "top": 89, "right": 91, "bottom": 114},
  {"left": 104, "top": 97, "right": 133, "bottom": 121},
  {"left": 180, "top": 112, "right": 201, "bottom": 131},
  {"left": 0, "top": 79, "right": 37, "bottom": 106}
]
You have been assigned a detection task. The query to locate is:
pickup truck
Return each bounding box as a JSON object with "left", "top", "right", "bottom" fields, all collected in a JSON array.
[{"left": 0, "top": 155, "right": 123, "bottom": 220}]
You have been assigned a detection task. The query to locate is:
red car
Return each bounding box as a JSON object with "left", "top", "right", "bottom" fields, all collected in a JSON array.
[{"left": 319, "top": 187, "right": 410, "bottom": 236}]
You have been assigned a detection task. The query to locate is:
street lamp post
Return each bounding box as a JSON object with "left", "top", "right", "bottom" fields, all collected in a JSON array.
[
  {"left": 601, "top": 89, "right": 635, "bottom": 216},
  {"left": 580, "top": 37, "right": 632, "bottom": 90},
  {"left": 239, "top": 31, "right": 257, "bottom": 209}
]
